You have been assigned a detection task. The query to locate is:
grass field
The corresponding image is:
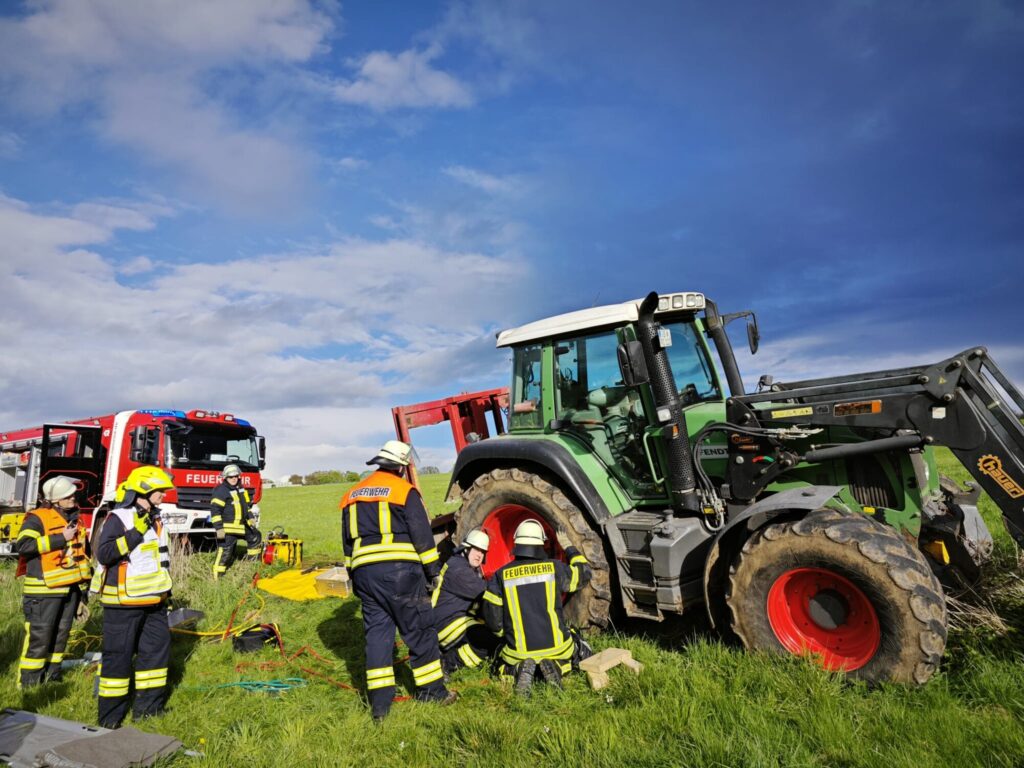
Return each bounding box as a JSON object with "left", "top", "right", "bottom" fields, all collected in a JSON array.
[{"left": 2, "top": 458, "right": 1023, "bottom": 767}]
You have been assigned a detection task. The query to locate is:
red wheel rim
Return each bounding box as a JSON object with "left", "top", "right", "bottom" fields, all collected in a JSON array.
[
  {"left": 479, "top": 504, "right": 562, "bottom": 578},
  {"left": 766, "top": 567, "right": 880, "bottom": 672}
]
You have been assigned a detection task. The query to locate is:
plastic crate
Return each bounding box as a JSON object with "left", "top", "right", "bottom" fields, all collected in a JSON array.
[{"left": 314, "top": 566, "right": 351, "bottom": 598}]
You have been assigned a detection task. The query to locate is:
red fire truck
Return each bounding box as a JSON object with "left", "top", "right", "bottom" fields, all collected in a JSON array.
[{"left": 0, "top": 408, "right": 266, "bottom": 555}]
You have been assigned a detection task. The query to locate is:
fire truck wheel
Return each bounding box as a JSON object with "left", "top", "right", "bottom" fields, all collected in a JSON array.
[
  {"left": 726, "top": 508, "right": 948, "bottom": 685},
  {"left": 456, "top": 467, "right": 612, "bottom": 630}
]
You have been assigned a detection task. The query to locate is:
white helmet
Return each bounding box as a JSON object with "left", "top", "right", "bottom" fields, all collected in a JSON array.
[
  {"left": 367, "top": 440, "right": 413, "bottom": 467},
  {"left": 222, "top": 464, "right": 242, "bottom": 478},
  {"left": 463, "top": 529, "right": 490, "bottom": 552},
  {"left": 513, "top": 519, "right": 547, "bottom": 546},
  {"left": 42, "top": 476, "right": 77, "bottom": 502}
]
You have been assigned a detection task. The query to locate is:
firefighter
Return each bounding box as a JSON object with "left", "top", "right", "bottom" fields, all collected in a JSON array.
[
  {"left": 432, "top": 528, "right": 500, "bottom": 677},
  {"left": 94, "top": 466, "right": 174, "bottom": 729},
  {"left": 15, "top": 475, "right": 92, "bottom": 688},
  {"left": 482, "top": 518, "right": 592, "bottom": 695},
  {"left": 211, "top": 463, "right": 262, "bottom": 578},
  {"left": 340, "top": 440, "right": 456, "bottom": 720}
]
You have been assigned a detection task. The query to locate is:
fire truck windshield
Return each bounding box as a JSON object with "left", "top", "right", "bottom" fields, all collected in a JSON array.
[{"left": 165, "top": 424, "right": 260, "bottom": 470}]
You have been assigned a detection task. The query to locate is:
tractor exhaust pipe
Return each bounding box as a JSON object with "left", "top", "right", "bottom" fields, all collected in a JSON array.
[{"left": 637, "top": 291, "right": 701, "bottom": 513}]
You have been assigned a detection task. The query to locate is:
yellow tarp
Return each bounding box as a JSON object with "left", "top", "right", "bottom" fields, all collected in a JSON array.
[{"left": 256, "top": 568, "right": 324, "bottom": 602}]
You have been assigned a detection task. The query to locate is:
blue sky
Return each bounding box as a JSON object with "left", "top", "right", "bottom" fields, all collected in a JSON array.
[{"left": 1, "top": 0, "right": 1021, "bottom": 480}]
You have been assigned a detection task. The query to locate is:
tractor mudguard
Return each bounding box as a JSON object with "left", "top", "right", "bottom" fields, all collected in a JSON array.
[
  {"left": 703, "top": 485, "right": 843, "bottom": 628},
  {"left": 447, "top": 438, "right": 612, "bottom": 527}
]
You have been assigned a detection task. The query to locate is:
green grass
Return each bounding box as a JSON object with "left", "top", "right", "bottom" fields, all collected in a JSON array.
[{"left": 2, "top": 465, "right": 1023, "bottom": 767}]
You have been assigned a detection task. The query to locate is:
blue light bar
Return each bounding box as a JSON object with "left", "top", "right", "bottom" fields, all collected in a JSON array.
[{"left": 138, "top": 409, "right": 187, "bottom": 418}]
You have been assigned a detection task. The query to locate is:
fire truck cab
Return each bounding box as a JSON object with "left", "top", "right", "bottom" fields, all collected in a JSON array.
[{"left": 0, "top": 408, "right": 265, "bottom": 555}]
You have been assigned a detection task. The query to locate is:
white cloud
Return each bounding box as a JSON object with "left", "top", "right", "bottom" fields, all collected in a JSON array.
[
  {"left": 330, "top": 156, "right": 368, "bottom": 172},
  {"left": 443, "top": 165, "right": 518, "bottom": 194},
  {"left": 0, "top": 193, "right": 531, "bottom": 478},
  {"left": 332, "top": 47, "right": 473, "bottom": 110},
  {"left": 0, "top": 0, "right": 333, "bottom": 213},
  {"left": 0, "top": 131, "right": 23, "bottom": 158}
]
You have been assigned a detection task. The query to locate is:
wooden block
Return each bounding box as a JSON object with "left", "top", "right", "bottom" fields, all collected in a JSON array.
[
  {"left": 621, "top": 657, "right": 643, "bottom": 675},
  {"left": 585, "top": 670, "right": 610, "bottom": 690},
  {"left": 579, "top": 647, "right": 633, "bottom": 674}
]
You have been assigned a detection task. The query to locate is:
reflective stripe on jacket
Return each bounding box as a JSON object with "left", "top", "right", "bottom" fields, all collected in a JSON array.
[
  {"left": 95, "top": 507, "right": 172, "bottom": 607},
  {"left": 339, "top": 470, "right": 439, "bottom": 574},
  {"left": 483, "top": 546, "right": 591, "bottom": 664},
  {"left": 15, "top": 506, "right": 91, "bottom": 595},
  {"left": 210, "top": 482, "right": 252, "bottom": 535}
]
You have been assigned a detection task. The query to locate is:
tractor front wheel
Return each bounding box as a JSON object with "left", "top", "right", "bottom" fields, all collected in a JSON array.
[
  {"left": 456, "top": 468, "right": 612, "bottom": 629},
  {"left": 726, "top": 509, "right": 948, "bottom": 684}
]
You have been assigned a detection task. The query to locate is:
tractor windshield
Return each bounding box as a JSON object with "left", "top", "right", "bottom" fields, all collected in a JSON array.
[{"left": 660, "top": 321, "right": 722, "bottom": 404}]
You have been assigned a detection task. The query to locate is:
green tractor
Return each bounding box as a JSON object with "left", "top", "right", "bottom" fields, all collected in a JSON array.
[{"left": 445, "top": 291, "right": 1024, "bottom": 684}]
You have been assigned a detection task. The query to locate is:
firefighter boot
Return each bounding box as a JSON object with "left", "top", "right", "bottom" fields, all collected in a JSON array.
[
  {"left": 538, "top": 659, "right": 563, "bottom": 690},
  {"left": 515, "top": 659, "right": 537, "bottom": 698}
]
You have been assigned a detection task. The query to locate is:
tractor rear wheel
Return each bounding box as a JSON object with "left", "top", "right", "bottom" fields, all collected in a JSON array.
[
  {"left": 456, "top": 468, "right": 612, "bottom": 629},
  {"left": 726, "top": 509, "right": 947, "bottom": 684}
]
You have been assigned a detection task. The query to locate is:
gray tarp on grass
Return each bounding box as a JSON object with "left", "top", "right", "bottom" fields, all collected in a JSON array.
[{"left": 0, "top": 709, "right": 181, "bottom": 768}]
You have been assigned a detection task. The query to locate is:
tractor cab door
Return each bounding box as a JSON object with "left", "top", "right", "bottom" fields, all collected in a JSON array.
[
  {"left": 40, "top": 424, "right": 106, "bottom": 513},
  {"left": 552, "top": 328, "right": 663, "bottom": 499}
]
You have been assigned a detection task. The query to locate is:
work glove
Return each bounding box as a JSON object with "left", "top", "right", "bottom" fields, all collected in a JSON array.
[
  {"left": 555, "top": 526, "right": 574, "bottom": 550},
  {"left": 75, "top": 599, "right": 90, "bottom": 623},
  {"left": 215, "top": 529, "right": 226, "bottom": 541},
  {"left": 426, "top": 575, "right": 440, "bottom": 595},
  {"left": 133, "top": 514, "right": 150, "bottom": 535}
]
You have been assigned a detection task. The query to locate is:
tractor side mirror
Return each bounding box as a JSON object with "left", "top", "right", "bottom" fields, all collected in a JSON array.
[
  {"left": 746, "top": 315, "right": 760, "bottom": 355},
  {"left": 617, "top": 341, "right": 649, "bottom": 387}
]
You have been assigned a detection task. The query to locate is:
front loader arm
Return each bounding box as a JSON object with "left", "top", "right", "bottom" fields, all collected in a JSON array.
[{"left": 726, "top": 348, "right": 1024, "bottom": 546}]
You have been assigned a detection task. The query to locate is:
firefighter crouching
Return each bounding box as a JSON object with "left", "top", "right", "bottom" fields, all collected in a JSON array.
[
  {"left": 211, "top": 463, "right": 262, "bottom": 578},
  {"left": 341, "top": 440, "right": 457, "bottom": 720},
  {"left": 483, "top": 519, "right": 593, "bottom": 694},
  {"left": 94, "top": 466, "right": 175, "bottom": 729},
  {"left": 432, "top": 529, "right": 500, "bottom": 677},
  {"left": 15, "top": 476, "right": 92, "bottom": 688}
]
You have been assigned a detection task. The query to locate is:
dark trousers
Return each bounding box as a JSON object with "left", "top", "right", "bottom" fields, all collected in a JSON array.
[
  {"left": 441, "top": 624, "right": 501, "bottom": 674},
  {"left": 19, "top": 589, "right": 81, "bottom": 687},
  {"left": 213, "top": 525, "right": 263, "bottom": 576},
  {"left": 352, "top": 562, "right": 448, "bottom": 717},
  {"left": 98, "top": 604, "right": 170, "bottom": 729}
]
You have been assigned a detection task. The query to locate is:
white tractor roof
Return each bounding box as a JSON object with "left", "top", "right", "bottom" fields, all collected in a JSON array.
[{"left": 496, "top": 292, "right": 705, "bottom": 348}]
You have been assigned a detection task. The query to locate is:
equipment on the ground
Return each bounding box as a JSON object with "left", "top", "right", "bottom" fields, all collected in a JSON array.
[
  {"left": 262, "top": 527, "right": 303, "bottom": 566},
  {"left": 232, "top": 623, "right": 282, "bottom": 653},
  {"left": 398, "top": 290, "right": 1024, "bottom": 685}
]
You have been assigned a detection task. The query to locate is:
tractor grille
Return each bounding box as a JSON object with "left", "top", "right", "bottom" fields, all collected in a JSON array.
[
  {"left": 176, "top": 487, "right": 214, "bottom": 510},
  {"left": 846, "top": 456, "right": 900, "bottom": 509}
]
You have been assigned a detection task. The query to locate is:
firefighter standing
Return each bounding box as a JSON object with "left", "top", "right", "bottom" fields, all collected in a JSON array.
[
  {"left": 483, "top": 519, "right": 592, "bottom": 694},
  {"left": 211, "top": 463, "right": 262, "bottom": 578},
  {"left": 432, "top": 529, "right": 500, "bottom": 677},
  {"left": 340, "top": 440, "right": 456, "bottom": 720},
  {"left": 94, "top": 466, "right": 174, "bottom": 729},
  {"left": 15, "top": 476, "right": 92, "bottom": 688}
]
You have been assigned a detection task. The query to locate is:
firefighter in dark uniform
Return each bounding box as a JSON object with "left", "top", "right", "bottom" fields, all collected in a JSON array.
[
  {"left": 15, "top": 476, "right": 91, "bottom": 688},
  {"left": 432, "top": 528, "right": 500, "bottom": 677},
  {"left": 94, "top": 466, "right": 174, "bottom": 728},
  {"left": 483, "top": 519, "right": 592, "bottom": 694},
  {"left": 340, "top": 440, "right": 456, "bottom": 720},
  {"left": 211, "top": 463, "right": 262, "bottom": 578}
]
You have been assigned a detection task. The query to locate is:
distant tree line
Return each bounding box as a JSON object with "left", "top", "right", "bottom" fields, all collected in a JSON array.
[{"left": 287, "top": 467, "right": 440, "bottom": 485}]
